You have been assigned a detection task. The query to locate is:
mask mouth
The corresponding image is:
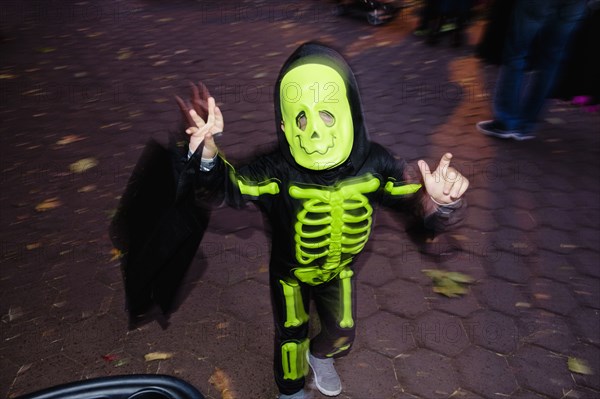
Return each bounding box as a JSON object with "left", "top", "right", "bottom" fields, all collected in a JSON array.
[{"left": 296, "top": 135, "right": 335, "bottom": 155}]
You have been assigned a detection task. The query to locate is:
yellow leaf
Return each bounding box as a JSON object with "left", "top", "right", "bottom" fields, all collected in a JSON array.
[
  {"left": 0, "top": 74, "right": 18, "bottom": 79},
  {"left": 70, "top": 158, "right": 98, "bottom": 173},
  {"left": 26, "top": 243, "right": 41, "bottom": 250},
  {"left": 423, "top": 269, "right": 473, "bottom": 298},
  {"left": 110, "top": 248, "right": 122, "bottom": 261},
  {"left": 35, "top": 198, "right": 62, "bottom": 212},
  {"left": 445, "top": 272, "right": 474, "bottom": 284},
  {"left": 568, "top": 357, "right": 593, "bottom": 375},
  {"left": 144, "top": 352, "right": 173, "bottom": 362}
]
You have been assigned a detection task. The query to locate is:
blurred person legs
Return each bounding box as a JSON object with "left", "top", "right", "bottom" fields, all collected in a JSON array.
[{"left": 480, "top": 0, "right": 586, "bottom": 140}]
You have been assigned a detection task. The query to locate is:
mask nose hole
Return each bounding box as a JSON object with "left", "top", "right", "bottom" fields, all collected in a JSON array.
[{"left": 311, "top": 131, "right": 319, "bottom": 139}]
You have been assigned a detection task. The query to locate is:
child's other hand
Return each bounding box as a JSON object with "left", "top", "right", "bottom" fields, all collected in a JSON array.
[{"left": 418, "top": 153, "right": 469, "bottom": 204}]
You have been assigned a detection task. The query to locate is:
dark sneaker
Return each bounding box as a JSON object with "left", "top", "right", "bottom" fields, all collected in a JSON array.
[
  {"left": 308, "top": 353, "right": 342, "bottom": 396},
  {"left": 476, "top": 120, "right": 535, "bottom": 141}
]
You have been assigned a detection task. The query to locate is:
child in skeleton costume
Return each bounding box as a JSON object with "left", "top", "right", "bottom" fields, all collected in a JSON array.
[{"left": 181, "top": 43, "right": 469, "bottom": 398}]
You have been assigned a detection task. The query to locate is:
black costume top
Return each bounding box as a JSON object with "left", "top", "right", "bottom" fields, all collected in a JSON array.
[{"left": 189, "top": 43, "right": 465, "bottom": 285}]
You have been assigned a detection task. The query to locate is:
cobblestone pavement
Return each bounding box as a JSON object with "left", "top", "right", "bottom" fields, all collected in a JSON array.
[{"left": 1, "top": 1, "right": 599, "bottom": 398}]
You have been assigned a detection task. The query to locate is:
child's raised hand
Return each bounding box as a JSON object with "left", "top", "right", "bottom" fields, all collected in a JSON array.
[
  {"left": 418, "top": 153, "right": 469, "bottom": 204},
  {"left": 175, "top": 82, "right": 223, "bottom": 159},
  {"left": 185, "top": 97, "right": 223, "bottom": 158}
]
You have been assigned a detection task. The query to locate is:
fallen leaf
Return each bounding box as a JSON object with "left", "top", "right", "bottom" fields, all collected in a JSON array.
[
  {"left": 78, "top": 185, "right": 96, "bottom": 193},
  {"left": 56, "top": 135, "right": 85, "bottom": 145},
  {"left": 432, "top": 279, "right": 468, "bottom": 298},
  {"left": 445, "top": 272, "right": 474, "bottom": 284},
  {"left": 144, "top": 352, "right": 173, "bottom": 362},
  {"left": 17, "top": 364, "right": 32, "bottom": 375},
  {"left": 0, "top": 74, "right": 18, "bottom": 79},
  {"left": 515, "top": 302, "right": 531, "bottom": 308},
  {"left": 114, "top": 358, "right": 130, "bottom": 367},
  {"left": 35, "top": 198, "right": 62, "bottom": 212},
  {"left": 568, "top": 357, "right": 593, "bottom": 375},
  {"left": 450, "top": 234, "right": 469, "bottom": 241},
  {"left": 26, "top": 243, "right": 41, "bottom": 250},
  {"left": 423, "top": 269, "right": 474, "bottom": 298},
  {"left": 560, "top": 244, "right": 578, "bottom": 249},
  {"left": 117, "top": 49, "right": 132, "bottom": 60},
  {"left": 70, "top": 158, "right": 98, "bottom": 173},
  {"left": 7, "top": 307, "right": 24, "bottom": 322},
  {"left": 37, "top": 47, "right": 56, "bottom": 53},
  {"left": 209, "top": 368, "right": 237, "bottom": 399},
  {"left": 110, "top": 248, "right": 122, "bottom": 261}
]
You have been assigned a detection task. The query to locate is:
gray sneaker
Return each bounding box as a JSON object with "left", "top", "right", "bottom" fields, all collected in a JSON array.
[
  {"left": 307, "top": 353, "right": 342, "bottom": 396},
  {"left": 279, "top": 390, "right": 310, "bottom": 399}
]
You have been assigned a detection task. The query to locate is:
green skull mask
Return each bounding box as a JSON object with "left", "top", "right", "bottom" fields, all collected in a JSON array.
[{"left": 280, "top": 63, "right": 354, "bottom": 170}]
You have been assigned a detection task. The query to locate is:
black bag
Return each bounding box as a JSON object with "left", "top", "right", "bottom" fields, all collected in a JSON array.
[{"left": 109, "top": 140, "right": 210, "bottom": 322}]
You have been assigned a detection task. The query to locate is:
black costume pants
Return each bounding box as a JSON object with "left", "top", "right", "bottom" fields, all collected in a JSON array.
[{"left": 270, "top": 268, "right": 357, "bottom": 395}]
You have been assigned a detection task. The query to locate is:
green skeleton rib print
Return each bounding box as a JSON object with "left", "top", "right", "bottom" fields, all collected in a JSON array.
[{"left": 288, "top": 174, "right": 381, "bottom": 285}]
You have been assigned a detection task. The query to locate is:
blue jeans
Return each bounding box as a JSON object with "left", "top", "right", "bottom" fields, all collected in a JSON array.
[{"left": 493, "top": 0, "right": 585, "bottom": 132}]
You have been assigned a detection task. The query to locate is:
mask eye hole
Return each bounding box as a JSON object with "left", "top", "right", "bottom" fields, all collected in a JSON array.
[
  {"left": 296, "top": 111, "right": 307, "bottom": 131},
  {"left": 319, "top": 111, "right": 334, "bottom": 127}
]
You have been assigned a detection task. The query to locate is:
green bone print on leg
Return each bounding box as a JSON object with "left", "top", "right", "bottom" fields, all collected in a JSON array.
[
  {"left": 338, "top": 268, "right": 354, "bottom": 328},
  {"left": 289, "top": 175, "right": 380, "bottom": 285},
  {"left": 280, "top": 279, "right": 309, "bottom": 328},
  {"left": 281, "top": 339, "right": 310, "bottom": 381}
]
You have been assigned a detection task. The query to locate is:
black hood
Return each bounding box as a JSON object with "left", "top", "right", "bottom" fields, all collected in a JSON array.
[{"left": 274, "top": 42, "right": 371, "bottom": 174}]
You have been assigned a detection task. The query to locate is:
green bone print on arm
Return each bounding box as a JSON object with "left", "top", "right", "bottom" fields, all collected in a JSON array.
[
  {"left": 289, "top": 175, "right": 380, "bottom": 285},
  {"left": 384, "top": 181, "right": 422, "bottom": 196},
  {"left": 237, "top": 179, "right": 280, "bottom": 197},
  {"left": 223, "top": 157, "right": 280, "bottom": 197}
]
